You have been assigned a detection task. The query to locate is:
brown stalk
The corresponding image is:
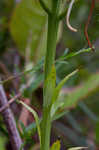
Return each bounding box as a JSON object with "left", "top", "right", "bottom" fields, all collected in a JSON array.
[
  {"left": 84, "top": 0, "right": 95, "bottom": 51},
  {"left": 0, "top": 92, "right": 22, "bottom": 113},
  {"left": 0, "top": 83, "right": 23, "bottom": 150}
]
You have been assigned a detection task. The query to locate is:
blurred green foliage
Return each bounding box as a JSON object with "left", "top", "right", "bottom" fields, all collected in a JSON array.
[
  {"left": 10, "top": 0, "right": 47, "bottom": 62},
  {"left": 0, "top": 0, "right": 99, "bottom": 149}
]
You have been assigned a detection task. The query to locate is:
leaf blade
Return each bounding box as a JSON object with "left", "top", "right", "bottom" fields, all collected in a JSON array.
[
  {"left": 50, "top": 69, "right": 78, "bottom": 119},
  {"left": 19, "top": 101, "right": 41, "bottom": 146},
  {"left": 52, "top": 73, "right": 99, "bottom": 120},
  {"left": 10, "top": 0, "right": 47, "bottom": 62},
  {"left": 50, "top": 140, "right": 61, "bottom": 150}
]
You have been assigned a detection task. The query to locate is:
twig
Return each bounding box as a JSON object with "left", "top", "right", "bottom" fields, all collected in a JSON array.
[
  {"left": 0, "top": 61, "right": 11, "bottom": 77},
  {"left": 0, "top": 61, "right": 19, "bottom": 91},
  {"left": 0, "top": 57, "right": 44, "bottom": 85},
  {"left": 0, "top": 80, "right": 31, "bottom": 113},
  {"left": 66, "top": 0, "right": 77, "bottom": 32},
  {"left": 84, "top": 0, "right": 95, "bottom": 51},
  {"left": 0, "top": 92, "right": 22, "bottom": 113},
  {"left": 0, "top": 82, "right": 23, "bottom": 150},
  {"left": 0, "top": 71, "right": 25, "bottom": 84}
]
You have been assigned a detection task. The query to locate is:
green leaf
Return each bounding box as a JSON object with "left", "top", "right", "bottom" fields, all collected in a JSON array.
[
  {"left": 52, "top": 111, "right": 67, "bottom": 121},
  {"left": 50, "top": 69, "right": 78, "bottom": 118},
  {"left": 10, "top": 0, "right": 47, "bottom": 62},
  {"left": 50, "top": 140, "right": 61, "bottom": 150},
  {"left": 56, "top": 60, "right": 68, "bottom": 65},
  {"left": 52, "top": 73, "right": 99, "bottom": 120},
  {"left": 58, "top": 48, "right": 91, "bottom": 61},
  {"left": 65, "top": 48, "right": 91, "bottom": 60},
  {"left": 24, "top": 57, "right": 44, "bottom": 74},
  {"left": 24, "top": 120, "right": 41, "bottom": 136},
  {"left": 56, "top": 48, "right": 69, "bottom": 61},
  {"left": 52, "top": 69, "right": 78, "bottom": 103},
  {"left": 19, "top": 101, "right": 41, "bottom": 146},
  {"left": 62, "top": 73, "right": 99, "bottom": 109},
  {"left": 20, "top": 142, "right": 26, "bottom": 150},
  {"left": 0, "top": 57, "right": 44, "bottom": 85},
  {"left": 10, "top": 0, "right": 62, "bottom": 63},
  {"left": 68, "top": 147, "right": 87, "bottom": 150},
  {"left": 19, "top": 121, "right": 26, "bottom": 134},
  {"left": 44, "top": 65, "right": 56, "bottom": 107},
  {"left": 25, "top": 73, "right": 44, "bottom": 94}
]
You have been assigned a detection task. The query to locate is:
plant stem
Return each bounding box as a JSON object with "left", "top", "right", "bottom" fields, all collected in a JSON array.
[
  {"left": 44, "top": 16, "right": 58, "bottom": 79},
  {"left": 41, "top": 106, "right": 51, "bottom": 150},
  {"left": 41, "top": 0, "right": 61, "bottom": 150},
  {"left": 0, "top": 83, "right": 23, "bottom": 150}
]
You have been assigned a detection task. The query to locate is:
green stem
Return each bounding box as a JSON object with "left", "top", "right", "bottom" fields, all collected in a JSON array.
[
  {"left": 40, "top": 1, "right": 61, "bottom": 150},
  {"left": 44, "top": 15, "right": 59, "bottom": 79},
  {"left": 41, "top": 106, "right": 51, "bottom": 150}
]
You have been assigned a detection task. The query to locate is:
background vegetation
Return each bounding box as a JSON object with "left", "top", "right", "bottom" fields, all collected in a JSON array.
[{"left": 0, "top": 0, "right": 99, "bottom": 149}]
